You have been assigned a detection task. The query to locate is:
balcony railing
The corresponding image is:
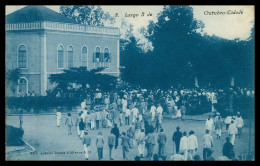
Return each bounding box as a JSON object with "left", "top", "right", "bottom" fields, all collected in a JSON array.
[{"left": 5, "top": 21, "right": 120, "bottom": 35}]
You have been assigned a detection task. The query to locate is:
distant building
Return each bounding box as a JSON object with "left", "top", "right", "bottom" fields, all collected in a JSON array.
[{"left": 6, "top": 5, "right": 120, "bottom": 97}]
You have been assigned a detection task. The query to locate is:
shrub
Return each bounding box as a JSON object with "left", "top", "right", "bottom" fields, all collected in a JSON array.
[{"left": 6, "top": 125, "right": 24, "bottom": 146}]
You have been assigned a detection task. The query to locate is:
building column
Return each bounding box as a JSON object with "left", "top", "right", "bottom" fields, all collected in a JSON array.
[
  {"left": 40, "top": 32, "right": 47, "bottom": 96},
  {"left": 117, "top": 38, "right": 120, "bottom": 77}
]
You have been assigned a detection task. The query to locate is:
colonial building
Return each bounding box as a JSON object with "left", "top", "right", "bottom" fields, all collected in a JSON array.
[{"left": 6, "top": 6, "right": 120, "bottom": 97}]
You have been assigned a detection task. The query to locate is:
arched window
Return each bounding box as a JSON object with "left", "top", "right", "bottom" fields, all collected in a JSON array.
[
  {"left": 104, "top": 47, "right": 110, "bottom": 62},
  {"left": 94, "top": 47, "right": 101, "bottom": 62},
  {"left": 18, "top": 77, "right": 28, "bottom": 97},
  {"left": 57, "top": 45, "right": 64, "bottom": 69},
  {"left": 18, "top": 45, "right": 27, "bottom": 68},
  {"left": 82, "top": 46, "right": 88, "bottom": 66},
  {"left": 68, "top": 46, "right": 74, "bottom": 68}
]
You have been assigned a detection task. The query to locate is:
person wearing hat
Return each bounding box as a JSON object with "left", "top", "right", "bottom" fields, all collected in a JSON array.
[
  {"left": 75, "top": 112, "right": 82, "bottom": 136},
  {"left": 120, "top": 132, "right": 130, "bottom": 160},
  {"left": 122, "top": 97, "right": 128, "bottom": 113},
  {"left": 136, "top": 128, "right": 146, "bottom": 158},
  {"left": 65, "top": 113, "right": 73, "bottom": 135},
  {"left": 111, "top": 123, "right": 120, "bottom": 149},
  {"left": 157, "top": 113, "right": 163, "bottom": 132},
  {"left": 172, "top": 126, "right": 182, "bottom": 154},
  {"left": 156, "top": 103, "right": 163, "bottom": 115},
  {"left": 187, "top": 130, "right": 198, "bottom": 160},
  {"left": 132, "top": 106, "right": 139, "bottom": 124},
  {"left": 228, "top": 120, "right": 237, "bottom": 145},
  {"left": 125, "top": 105, "right": 131, "bottom": 125},
  {"left": 157, "top": 128, "right": 167, "bottom": 157},
  {"left": 222, "top": 137, "right": 235, "bottom": 159},
  {"left": 85, "top": 112, "right": 91, "bottom": 130},
  {"left": 150, "top": 104, "right": 156, "bottom": 122},
  {"left": 214, "top": 112, "right": 221, "bottom": 123},
  {"left": 224, "top": 114, "right": 232, "bottom": 130},
  {"left": 235, "top": 114, "right": 244, "bottom": 138},
  {"left": 127, "top": 125, "right": 135, "bottom": 148},
  {"left": 202, "top": 129, "right": 213, "bottom": 160},
  {"left": 179, "top": 132, "right": 189, "bottom": 160},
  {"left": 205, "top": 115, "right": 214, "bottom": 135},
  {"left": 108, "top": 131, "right": 116, "bottom": 160},
  {"left": 95, "top": 110, "right": 102, "bottom": 130},
  {"left": 145, "top": 127, "right": 156, "bottom": 160},
  {"left": 96, "top": 131, "right": 105, "bottom": 160},
  {"left": 82, "top": 130, "right": 91, "bottom": 160},
  {"left": 215, "top": 116, "right": 223, "bottom": 139},
  {"left": 79, "top": 118, "right": 86, "bottom": 139},
  {"left": 90, "top": 110, "right": 96, "bottom": 130}
]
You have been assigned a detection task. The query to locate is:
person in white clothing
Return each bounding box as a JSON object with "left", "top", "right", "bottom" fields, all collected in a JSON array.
[
  {"left": 125, "top": 106, "right": 131, "bottom": 125},
  {"left": 235, "top": 115, "right": 244, "bottom": 138},
  {"left": 205, "top": 115, "right": 214, "bottom": 134},
  {"left": 187, "top": 130, "right": 198, "bottom": 160},
  {"left": 56, "top": 110, "right": 62, "bottom": 127},
  {"left": 179, "top": 132, "right": 189, "bottom": 160},
  {"left": 174, "top": 109, "right": 182, "bottom": 119},
  {"left": 122, "top": 98, "right": 128, "bottom": 113},
  {"left": 81, "top": 99, "right": 87, "bottom": 111},
  {"left": 150, "top": 104, "right": 156, "bottom": 122},
  {"left": 135, "top": 129, "right": 146, "bottom": 158},
  {"left": 224, "top": 115, "right": 232, "bottom": 130},
  {"left": 82, "top": 130, "right": 91, "bottom": 160},
  {"left": 156, "top": 104, "right": 163, "bottom": 115},
  {"left": 228, "top": 120, "right": 237, "bottom": 145},
  {"left": 132, "top": 107, "right": 139, "bottom": 123},
  {"left": 202, "top": 129, "right": 213, "bottom": 160}
]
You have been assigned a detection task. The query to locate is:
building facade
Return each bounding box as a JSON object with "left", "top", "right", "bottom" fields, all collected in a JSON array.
[{"left": 6, "top": 6, "right": 120, "bottom": 97}]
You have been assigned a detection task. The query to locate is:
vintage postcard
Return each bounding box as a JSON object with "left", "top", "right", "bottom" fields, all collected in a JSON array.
[{"left": 5, "top": 5, "right": 255, "bottom": 161}]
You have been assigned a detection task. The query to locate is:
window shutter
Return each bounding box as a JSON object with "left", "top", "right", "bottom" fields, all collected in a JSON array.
[{"left": 109, "top": 53, "right": 111, "bottom": 62}]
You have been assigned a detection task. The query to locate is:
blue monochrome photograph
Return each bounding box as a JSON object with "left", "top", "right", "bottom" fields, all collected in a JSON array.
[{"left": 5, "top": 5, "right": 255, "bottom": 161}]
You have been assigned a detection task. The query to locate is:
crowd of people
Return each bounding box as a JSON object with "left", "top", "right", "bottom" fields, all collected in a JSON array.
[
  {"left": 55, "top": 85, "right": 254, "bottom": 117},
  {"left": 53, "top": 86, "right": 252, "bottom": 161}
]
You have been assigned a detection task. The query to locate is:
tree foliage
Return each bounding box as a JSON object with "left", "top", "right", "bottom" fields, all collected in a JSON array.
[
  {"left": 60, "top": 5, "right": 115, "bottom": 26},
  {"left": 49, "top": 67, "right": 117, "bottom": 94},
  {"left": 6, "top": 68, "right": 20, "bottom": 94},
  {"left": 120, "top": 6, "right": 254, "bottom": 89}
]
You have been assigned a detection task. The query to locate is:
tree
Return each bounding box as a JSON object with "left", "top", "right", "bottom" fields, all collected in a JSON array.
[
  {"left": 49, "top": 67, "right": 117, "bottom": 95},
  {"left": 60, "top": 5, "right": 115, "bottom": 26},
  {"left": 6, "top": 68, "right": 20, "bottom": 96},
  {"left": 144, "top": 5, "right": 254, "bottom": 89}
]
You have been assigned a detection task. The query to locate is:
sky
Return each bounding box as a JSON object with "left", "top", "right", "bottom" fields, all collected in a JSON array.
[{"left": 6, "top": 5, "right": 254, "bottom": 41}]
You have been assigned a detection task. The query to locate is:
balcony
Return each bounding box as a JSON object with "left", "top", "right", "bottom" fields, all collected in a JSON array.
[{"left": 5, "top": 21, "right": 120, "bottom": 36}]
